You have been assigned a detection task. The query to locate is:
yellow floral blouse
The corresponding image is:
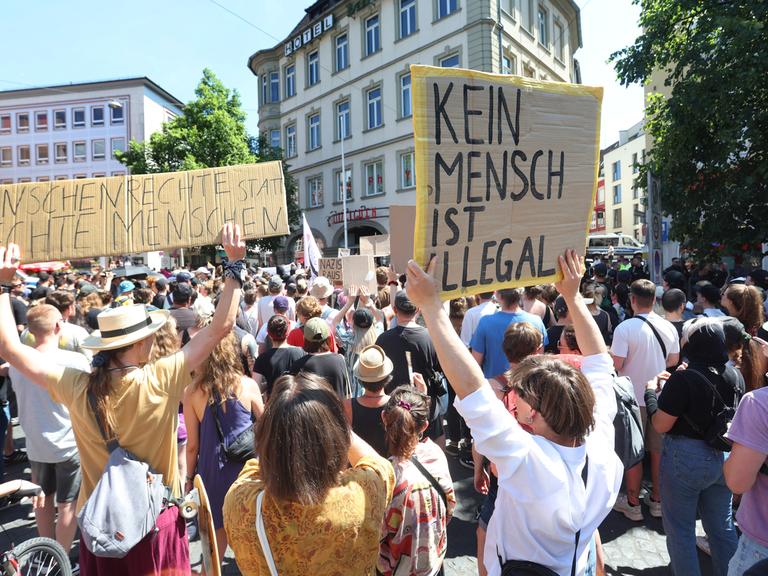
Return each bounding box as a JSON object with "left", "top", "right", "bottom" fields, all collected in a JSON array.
[{"left": 223, "top": 456, "right": 395, "bottom": 575}]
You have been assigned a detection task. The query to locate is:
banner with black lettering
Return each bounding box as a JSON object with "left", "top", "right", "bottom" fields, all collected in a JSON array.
[
  {"left": 411, "top": 65, "right": 602, "bottom": 299},
  {"left": 0, "top": 162, "right": 289, "bottom": 262}
]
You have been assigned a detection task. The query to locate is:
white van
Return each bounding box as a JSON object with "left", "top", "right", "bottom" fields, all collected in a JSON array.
[{"left": 587, "top": 233, "right": 647, "bottom": 258}]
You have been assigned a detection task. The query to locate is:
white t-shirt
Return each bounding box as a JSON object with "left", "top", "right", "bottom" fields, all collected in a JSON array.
[
  {"left": 610, "top": 313, "right": 680, "bottom": 406},
  {"left": 257, "top": 295, "right": 296, "bottom": 328},
  {"left": 10, "top": 348, "right": 91, "bottom": 462},
  {"left": 455, "top": 353, "right": 623, "bottom": 576},
  {"left": 21, "top": 321, "right": 92, "bottom": 360},
  {"left": 244, "top": 305, "right": 259, "bottom": 337},
  {"left": 460, "top": 300, "right": 499, "bottom": 347}
]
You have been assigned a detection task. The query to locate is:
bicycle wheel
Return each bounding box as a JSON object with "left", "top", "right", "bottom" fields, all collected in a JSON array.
[{"left": 11, "top": 536, "right": 72, "bottom": 576}]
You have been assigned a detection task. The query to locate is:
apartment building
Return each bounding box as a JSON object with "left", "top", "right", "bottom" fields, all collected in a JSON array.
[
  {"left": 248, "top": 0, "right": 583, "bottom": 254},
  {"left": 0, "top": 78, "right": 182, "bottom": 184}
]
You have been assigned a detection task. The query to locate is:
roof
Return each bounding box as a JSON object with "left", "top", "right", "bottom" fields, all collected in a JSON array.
[{"left": 0, "top": 77, "right": 184, "bottom": 108}]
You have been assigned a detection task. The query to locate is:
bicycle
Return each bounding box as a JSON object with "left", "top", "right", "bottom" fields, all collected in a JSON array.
[{"left": 0, "top": 479, "right": 72, "bottom": 576}]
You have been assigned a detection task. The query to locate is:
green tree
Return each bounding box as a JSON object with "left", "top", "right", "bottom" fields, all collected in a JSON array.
[
  {"left": 611, "top": 1, "right": 768, "bottom": 258},
  {"left": 118, "top": 68, "right": 299, "bottom": 253}
]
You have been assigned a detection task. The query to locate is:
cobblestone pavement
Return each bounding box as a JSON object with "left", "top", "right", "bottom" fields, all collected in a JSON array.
[{"left": 0, "top": 424, "right": 715, "bottom": 575}]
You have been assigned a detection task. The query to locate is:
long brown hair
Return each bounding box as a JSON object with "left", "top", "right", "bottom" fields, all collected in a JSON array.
[
  {"left": 149, "top": 314, "right": 179, "bottom": 362},
  {"left": 382, "top": 386, "right": 430, "bottom": 458},
  {"left": 256, "top": 372, "right": 350, "bottom": 505},
  {"left": 88, "top": 345, "right": 132, "bottom": 438},
  {"left": 724, "top": 285, "right": 766, "bottom": 391},
  {"left": 195, "top": 332, "right": 243, "bottom": 404}
]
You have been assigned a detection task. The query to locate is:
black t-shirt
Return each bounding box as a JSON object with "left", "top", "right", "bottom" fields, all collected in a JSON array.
[
  {"left": 254, "top": 346, "right": 305, "bottom": 396},
  {"left": 658, "top": 365, "right": 744, "bottom": 438},
  {"left": 152, "top": 293, "right": 167, "bottom": 309},
  {"left": 10, "top": 298, "right": 27, "bottom": 328},
  {"left": 375, "top": 325, "right": 441, "bottom": 393},
  {"left": 670, "top": 320, "right": 684, "bottom": 341},
  {"left": 545, "top": 325, "right": 565, "bottom": 354},
  {"left": 28, "top": 284, "right": 52, "bottom": 301},
  {"left": 291, "top": 353, "right": 350, "bottom": 398}
]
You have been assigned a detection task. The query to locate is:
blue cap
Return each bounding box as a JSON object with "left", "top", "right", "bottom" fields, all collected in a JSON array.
[{"left": 117, "top": 280, "right": 135, "bottom": 295}]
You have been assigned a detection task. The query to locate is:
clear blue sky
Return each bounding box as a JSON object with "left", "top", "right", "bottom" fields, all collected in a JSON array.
[{"left": 2, "top": 0, "right": 643, "bottom": 147}]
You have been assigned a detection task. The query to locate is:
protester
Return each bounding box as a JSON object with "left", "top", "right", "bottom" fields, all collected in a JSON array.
[
  {"left": 342, "top": 344, "right": 391, "bottom": 457},
  {"left": 697, "top": 282, "right": 726, "bottom": 317},
  {"left": 404, "top": 251, "right": 622, "bottom": 575},
  {"left": 722, "top": 283, "right": 767, "bottom": 391},
  {"left": 0, "top": 224, "right": 245, "bottom": 574},
  {"left": 292, "top": 317, "right": 351, "bottom": 398},
  {"left": 581, "top": 283, "right": 612, "bottom": 344},
  {"left": 223, "top": 372, "right": 395, "bottom": 575},
  {"left": 611, "top": 279, "right": 680, "bottom": 521},
  {"left": 183, "top": 333, "right": 264, "bottom": 559},
  {"left": 252, "top": 315, "right": 304, "bottom": 398},
  {"left": 662, "top": 288, "right": 687, "bottom": 340},
  {"left": 379, "top": 385, "right": 455, "bottom": 576},
  {"left": 169, "top": 282, "right": 197, "bottom": 332},
  {"left": 545, "top": 295, "right": 569, "bottom": 353},
  {"left": 257, "top": 276, "right": 296, "bottom": 331},
  {"left": 286, "top": 295, "right": 336, "bottom": 352},
  {"left": 151, "top": 276, "right": 169, "bottom": 309},
  {"left": 645, "top": 319, "right": 741, "bottom": 576},
  {"left": 309, "top": 276, "right": 336, "bottom": 320},
  {"left": 4, "top": 304, "right": 88, "bottom": 555},
  {"left": 113, "top": 280, "right": 134, "bottom": 307},
  {"left": 243, "top": 288, "right": 260, "bottom": 337},
  {"left": 459, "top": 291, "right": 497, "bottom": 348}
]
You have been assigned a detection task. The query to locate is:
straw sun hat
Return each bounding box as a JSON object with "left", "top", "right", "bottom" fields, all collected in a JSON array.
[
  {"left": 82, "top": 305, "right": 169, "bottom": 351},
  {"left": 354, "top": 345, "right": 394, "bottom": 383}
]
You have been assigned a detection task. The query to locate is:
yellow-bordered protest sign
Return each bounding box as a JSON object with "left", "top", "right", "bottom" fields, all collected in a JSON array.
[
  {"left": 411, "top": 65, "right": 602, "bottom": 300},
  {"left": 0, "top": 162, "right": 289, "bottom": 262}
]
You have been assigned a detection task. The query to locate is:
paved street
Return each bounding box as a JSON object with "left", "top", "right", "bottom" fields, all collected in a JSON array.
[{"left": 0, "top": 424, "right": 714, "bottom": 575}]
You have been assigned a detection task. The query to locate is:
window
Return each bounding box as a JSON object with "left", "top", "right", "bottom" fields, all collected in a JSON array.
[
  {"left": 285, "top": 124, "right": 297, "bottom": 158},
  {"left": 92, "top": 173, "right": 106, "bottom": 179},
  {"left": 597, "top": 185, "right": 605, "bottom": 205},
  {"left": 307, "top": 51, "right": 320, "bottom": 86},
  {"left": 0, "top": 147, "right": 11, "bottom": 167},
  {"left": 440, "top": 53, "right": 460, "bottom": 68},
  {"left": 112, "top": 171, "right": 126, "bottom": 177},
  {"left": 400, "top": 0, "right": 416, "bottom": 38},
  {"left": 285, "top": 65, "right": 296, "bottom": 98},
  {"left": 399, "top": 73, "right": 412, "bottom": 117},
  {"left": 262, "top": 76, "right": 268, "bottom": 104},
  {"left": 365, "top": 15, "right": 381, "bottom": 56},
  {"left": 438, "top": 0, "right": 458, "bottom": 19},
  {"left": 613, "top": 184, "right": 622, "bottom": 203},
  {"left": 17, "top": 145, "right": 30, "bottom": 166},
  {"left": 632, "top": 152, "right": 639, "bottom": 173},
  {"left": 612, "top": 160, "right": 621, "bottom": 180},
  {"left": 54, "top": 110, "right": 66, "bottom": 129},
  {"left": 400, "top": 151, "right": 415, "bottom": 189},
  {"left": 521, "top": 0, "right": 534, "bottom": 31},
  {"left": 613, "top": 208, "right": 622, "bottom": 228},
  {"left": 111, "top": 137, "right": 126, "bottom": 158},
  {"left": 335, "top": 168, "right": 352, "bottom": 203},
  {"left": 17, "top": 178, "right": 31, "bottom": 183},
  {"left": 554, "top": 21, "right": 564, "bottom": 61},
  {"left": 366, "top": 86, "right": 382, "bottom": 129},
  {"left": 270, "top": 129, "right": 281, "bottom": 150},
  {"left": 36, "top": 143, "right": 49, "bottom": 164},
  {"left": 269, "top": 72, "right": 280, "bottom": 102},
  {"left": 0, "top": 114, "right": 9, "bottom": 134},
  {"left": 634, "top": 205, "right": 643, "bottom": 225},
  {"left": 502, "top": 54, "right": 516, "bottom": 74},
  {"left": 364, "top": 161, "right": 384, "bottom": 197},
  {"left": 92, "top": 139, "right": 106, "bottom": 160},
  {"left": 74, "top": 174, "right": 87, "bottom": 180},
  {"left": 336, "top": 100, "right": 351, "bottom": 139},
  {"left": 55, "top": 142, "right": 67, "bottom": 163},
  {"left": 537, "top": 6, "right": 549, "bottom": 47},
  {"left": 307, "top": 176, "right": 324, "bottom": 208},
  {"left": 633, "top": 185, "right": 640, "bottom": 200},
  {"left": 308, "top": 113, "right": 321, "bottom": 150},
  {"left": 73, "top": 108, "right": 86, "bottom": 128},
  {"left": 16, "top": 113, "right": 29, "bottom": 132},
  {"left": 54, "top": 175, "right": 68, "bottom": 181},
  {"left": 0, "top": 179, "right": 12, "bottom": 185},
  {"left": 73, "top": 141, "right": 87, "bottom": 161},
  {"left": 110, "top": 104, "right": 124, "bottom": 124},
  {"left": 523, "top": 64, "right": 536, "bottom": 78},
  {"left": 35, "top": 111, "right": 48, "bottom": 131},
  {"left": 92, "top": 106, "right": 105, "bottom": 126},
  {"left": 335, "top": 34, "right": 349, "bottom": 71},
  {"left": 37, "top": 176, "right": 50, "bottom": 182}
]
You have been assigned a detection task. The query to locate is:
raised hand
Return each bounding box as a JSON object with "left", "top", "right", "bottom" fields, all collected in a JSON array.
[
  {"left": 405, "top": 257, "right": 440, "bottom": 311},
  {"left": 0, "top": 244, "right": 20, "bottom": 284},
  {"left": 221, "top": 223, "right": 246, "bottom": 261},
  {"left": 555, "top": 249, "right": 584, "bottom": 303}
]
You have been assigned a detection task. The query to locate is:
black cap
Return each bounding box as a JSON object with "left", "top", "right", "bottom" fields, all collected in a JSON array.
[
  {"left": 172, "top": 282, "right": 195, "bottom": 304},
  {"left": 394, "top": 290, "right": 417, "bottom": 315},
  {"left": 353, "top": 308, "right": 374, "bottom": 329}
]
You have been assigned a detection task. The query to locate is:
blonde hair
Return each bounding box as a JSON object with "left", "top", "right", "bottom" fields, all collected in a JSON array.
[
  {"left": 150, "top": 314, "right": 179, "bottom": 362},
  {"left": 80, "top": 292, "right": 103, "bottom": 317},
  {"left": 27, "top": 304, "right": 61, "bottom": 338}
]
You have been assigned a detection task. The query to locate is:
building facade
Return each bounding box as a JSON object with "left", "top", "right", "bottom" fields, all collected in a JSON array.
[
  {"left": 601, "top": 119, "right": 646, "bottom": 242},
  {"left": 248, "top": 0, "right": 583, "bottom": 254},
  {"left": 589, "top": 176, "right": 605, "bottom": 233},
  {"left": 0, "top": 78, "right": 182, "bottom": 184}
]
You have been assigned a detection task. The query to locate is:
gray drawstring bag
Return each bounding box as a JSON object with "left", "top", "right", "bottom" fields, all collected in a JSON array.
[{"left": 77, "top": 391, "right": 166, "bottom": 558}]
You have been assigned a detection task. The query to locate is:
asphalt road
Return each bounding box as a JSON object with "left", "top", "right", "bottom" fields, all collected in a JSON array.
[{"left": 0, "top": 423, "right": 716, "bottom": 575}]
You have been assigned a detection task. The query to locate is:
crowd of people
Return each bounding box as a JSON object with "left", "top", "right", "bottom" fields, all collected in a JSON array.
[{"left": 0, "top": 232, "right": 765, "bottom": 576}]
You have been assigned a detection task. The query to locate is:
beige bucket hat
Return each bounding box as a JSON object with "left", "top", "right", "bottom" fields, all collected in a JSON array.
[{"left": 354, "top": 345, "right": 394, "bottom": 383}]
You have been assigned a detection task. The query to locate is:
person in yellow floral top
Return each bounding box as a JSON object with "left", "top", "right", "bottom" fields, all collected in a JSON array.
[{"left": 223, "top": 371, "right": 395, "bottom": 575}]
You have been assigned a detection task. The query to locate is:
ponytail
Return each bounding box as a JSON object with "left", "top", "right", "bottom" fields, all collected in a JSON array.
[
  {"left": 382, "top": 386, "right": 430, "bottom": 458},
  {"left": 740, "top": 339, "right": 765, "bottom": 393}
]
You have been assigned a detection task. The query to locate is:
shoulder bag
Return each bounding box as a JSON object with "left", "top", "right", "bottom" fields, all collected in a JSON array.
[
  {"left": 498, "top": 456, "right": 589, "bottom": 576},
  {"left": 635, "top": 315, "right": 667, "bottom": 358},
  {"left": 256, "top": 491, "right": 279, "bottom": 576},
  {"left": 211, "top": 390, "right": 256, "bottom": 463},
  {"left": 410, "top": 456, "right": 447, "bottom": 509}
]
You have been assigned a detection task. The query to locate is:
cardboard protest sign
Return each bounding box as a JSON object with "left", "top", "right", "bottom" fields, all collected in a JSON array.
[
  {"left": 318, "top": 257, "right": 343, "bottom": 283},
  {"left": 410, "top": 65, "right": 602, "bottom": 299},
  {"left": 359, "top": 234, "right": 390, "bottom": 257},
  {"left": 341, "top": 255, "right": 376, "bottom": 293},
  {"left": 337, "top": 248, "right": 351, "bottom": 257},
  {"left": 389, "top": 205, "right": 417, "bottom": 273},
  {"left": 0, "top": 162, "right": 289, "bottom": 262}
]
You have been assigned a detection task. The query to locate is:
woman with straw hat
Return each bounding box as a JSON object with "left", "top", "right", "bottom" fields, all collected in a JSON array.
[{"left": 0, "top": 223, "right": 246, "bottom": 575}]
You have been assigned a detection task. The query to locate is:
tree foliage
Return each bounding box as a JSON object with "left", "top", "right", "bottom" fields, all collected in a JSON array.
[
  {"left": 611, "top": 0, "right": 768, "bottom": 258},
  {"left": 118, "top": 68, "right": 299, "bottom": 253}
]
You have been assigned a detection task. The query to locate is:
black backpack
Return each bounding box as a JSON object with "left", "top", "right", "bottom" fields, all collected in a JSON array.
[
  {"left": 681, "top": 368, "right": 740, "bottom": 452},
  {"left": 612, "top": 374, "right": 645, "bottom": 469}
]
